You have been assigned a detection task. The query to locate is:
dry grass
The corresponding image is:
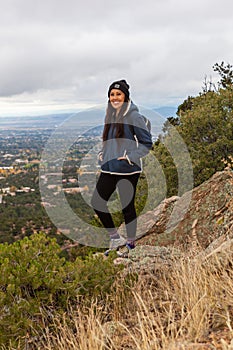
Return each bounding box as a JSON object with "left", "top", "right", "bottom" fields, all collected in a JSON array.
[{"left": 29, "top": 250, "right": 233, "bottom": 350}]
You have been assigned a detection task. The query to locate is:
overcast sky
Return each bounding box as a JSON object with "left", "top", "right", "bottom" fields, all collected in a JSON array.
[{"left": 1, "top": 0, "right": 233, "bottom": 116}]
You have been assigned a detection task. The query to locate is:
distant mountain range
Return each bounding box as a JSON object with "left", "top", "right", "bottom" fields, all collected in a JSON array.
[
  {"left": 0, "top": 114, "right": 72, "bottom": 129},
  {"left": 153, "top": 106, "right": 177, "bottom": 117},
  {"left": 0, "top": 106, "right": 177, "bottom": 130}
]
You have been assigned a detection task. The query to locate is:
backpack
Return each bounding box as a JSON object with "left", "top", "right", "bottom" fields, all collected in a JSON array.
[
  {"left": 128, "top": 112, "right": 152, "bottom": 136},
  {"left": 142, "top": 115, "right": 151, "bottom": 134}
]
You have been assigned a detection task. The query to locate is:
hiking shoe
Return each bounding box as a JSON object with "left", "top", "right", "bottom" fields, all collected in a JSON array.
[
  {"left": 117, "top": 243, "right": 135, "bottom": 258},
  {"left": 104, "top": 236, "right": 126, "bottom": 256}
]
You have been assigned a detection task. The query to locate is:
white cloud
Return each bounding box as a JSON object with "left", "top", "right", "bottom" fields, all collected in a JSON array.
[{"left": 0, "top": 0, "right": 233, "bottom": 115}]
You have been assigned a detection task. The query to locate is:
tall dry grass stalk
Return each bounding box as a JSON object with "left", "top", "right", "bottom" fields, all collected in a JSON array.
[
  {"left": 31, "top": 249, "right": 233, "bottom": 350},
  {"left": 41, "top": 305, "right": 112, "bottom": 350}
]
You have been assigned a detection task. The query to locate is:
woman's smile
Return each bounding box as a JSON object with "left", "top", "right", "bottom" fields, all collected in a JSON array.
[{"left": 109, "top": 89, "right": 125, "bottom": 112}]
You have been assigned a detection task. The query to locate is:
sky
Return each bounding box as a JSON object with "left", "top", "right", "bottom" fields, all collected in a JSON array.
[{"left": 1, "top": 0, "right": 233, "bottom": 117}]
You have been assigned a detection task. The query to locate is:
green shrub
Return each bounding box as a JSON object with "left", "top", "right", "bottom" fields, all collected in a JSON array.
[{"left": 0, "top": 233, "right": 124, "bottom": 347}]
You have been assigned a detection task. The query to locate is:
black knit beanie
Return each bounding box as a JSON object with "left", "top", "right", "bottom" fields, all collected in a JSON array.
[{"left": 108, "top": 79, "right": 130, "bottom": 100}]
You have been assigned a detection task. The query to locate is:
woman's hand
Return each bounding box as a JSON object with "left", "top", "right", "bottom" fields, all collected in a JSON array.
[{"left": 118, "top": 155, "right": 133, "bottom": 165}]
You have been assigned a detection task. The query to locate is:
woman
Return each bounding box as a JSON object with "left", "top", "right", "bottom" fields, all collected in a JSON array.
[{"left": 91, "top": 80, "right": 152, "bottom": 256}]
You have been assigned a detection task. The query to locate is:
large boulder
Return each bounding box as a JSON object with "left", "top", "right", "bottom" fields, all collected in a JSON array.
[{"left": 137, "top": 170, "right": 233, "bottom": 250}]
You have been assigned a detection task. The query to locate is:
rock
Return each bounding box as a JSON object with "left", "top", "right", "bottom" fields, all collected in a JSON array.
[
  {"left": 172, "top": 170, "right": 233, "bottom": 249},
  {"left": 114, "top": 245, "right": 182, "bottom": 273},
  {"left": 118, "top": 195, "right": 180, "bottom": 244},
  {"left": 137, "top": 170, "right": 233, "bottom": 250},
  {"left": 197, "top": 237, "right": 233, "bottom": 266}
]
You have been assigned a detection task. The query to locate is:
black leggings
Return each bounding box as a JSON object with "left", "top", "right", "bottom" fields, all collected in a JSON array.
[{"left": 91, "top": 172, "right": 140, "bottom": 240}]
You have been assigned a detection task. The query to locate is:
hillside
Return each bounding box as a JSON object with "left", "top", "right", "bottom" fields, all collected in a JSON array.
[
  {"left": 1, "top": 169, "right": 233, "bottom": 349},
  {"left": 45, "top": 169, "right": 233, "bottom": 349}
]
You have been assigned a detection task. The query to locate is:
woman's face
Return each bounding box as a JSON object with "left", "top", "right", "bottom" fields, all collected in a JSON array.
[{"left": 109, "top": 89, "right": 125, "bottom": 113}]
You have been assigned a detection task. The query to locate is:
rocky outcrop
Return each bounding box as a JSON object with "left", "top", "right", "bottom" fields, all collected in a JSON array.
[
  {"left": 136, "top": 170, "right": 233, "bottom": 250},
  {"left": 114, "top": 237, "right": 233, "bottom": 273},
  {"left": 114, "top": 170, "right": 233, "bottom": 271}
]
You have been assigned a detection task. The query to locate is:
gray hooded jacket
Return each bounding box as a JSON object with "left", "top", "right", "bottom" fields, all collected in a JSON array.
[{"left": 99, "top": 101, "right": 153, "bottom": 175}]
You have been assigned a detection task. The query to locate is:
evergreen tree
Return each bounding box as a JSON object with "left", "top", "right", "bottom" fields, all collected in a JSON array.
[
  {"left": 213, "top": 61, "right": 233, "bottom": 88},
  {"left": 151, "top": 62, "right": 233, "bottom": 196}
]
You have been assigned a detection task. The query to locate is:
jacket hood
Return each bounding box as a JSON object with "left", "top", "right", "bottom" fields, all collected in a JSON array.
[{"left": 123, "top": 100, "right": 139, "bottom": 117}]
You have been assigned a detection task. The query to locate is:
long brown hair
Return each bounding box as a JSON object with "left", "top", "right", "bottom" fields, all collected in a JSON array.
[{"left": 102, "top": 97, "right": 130, "bottom": 141}]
